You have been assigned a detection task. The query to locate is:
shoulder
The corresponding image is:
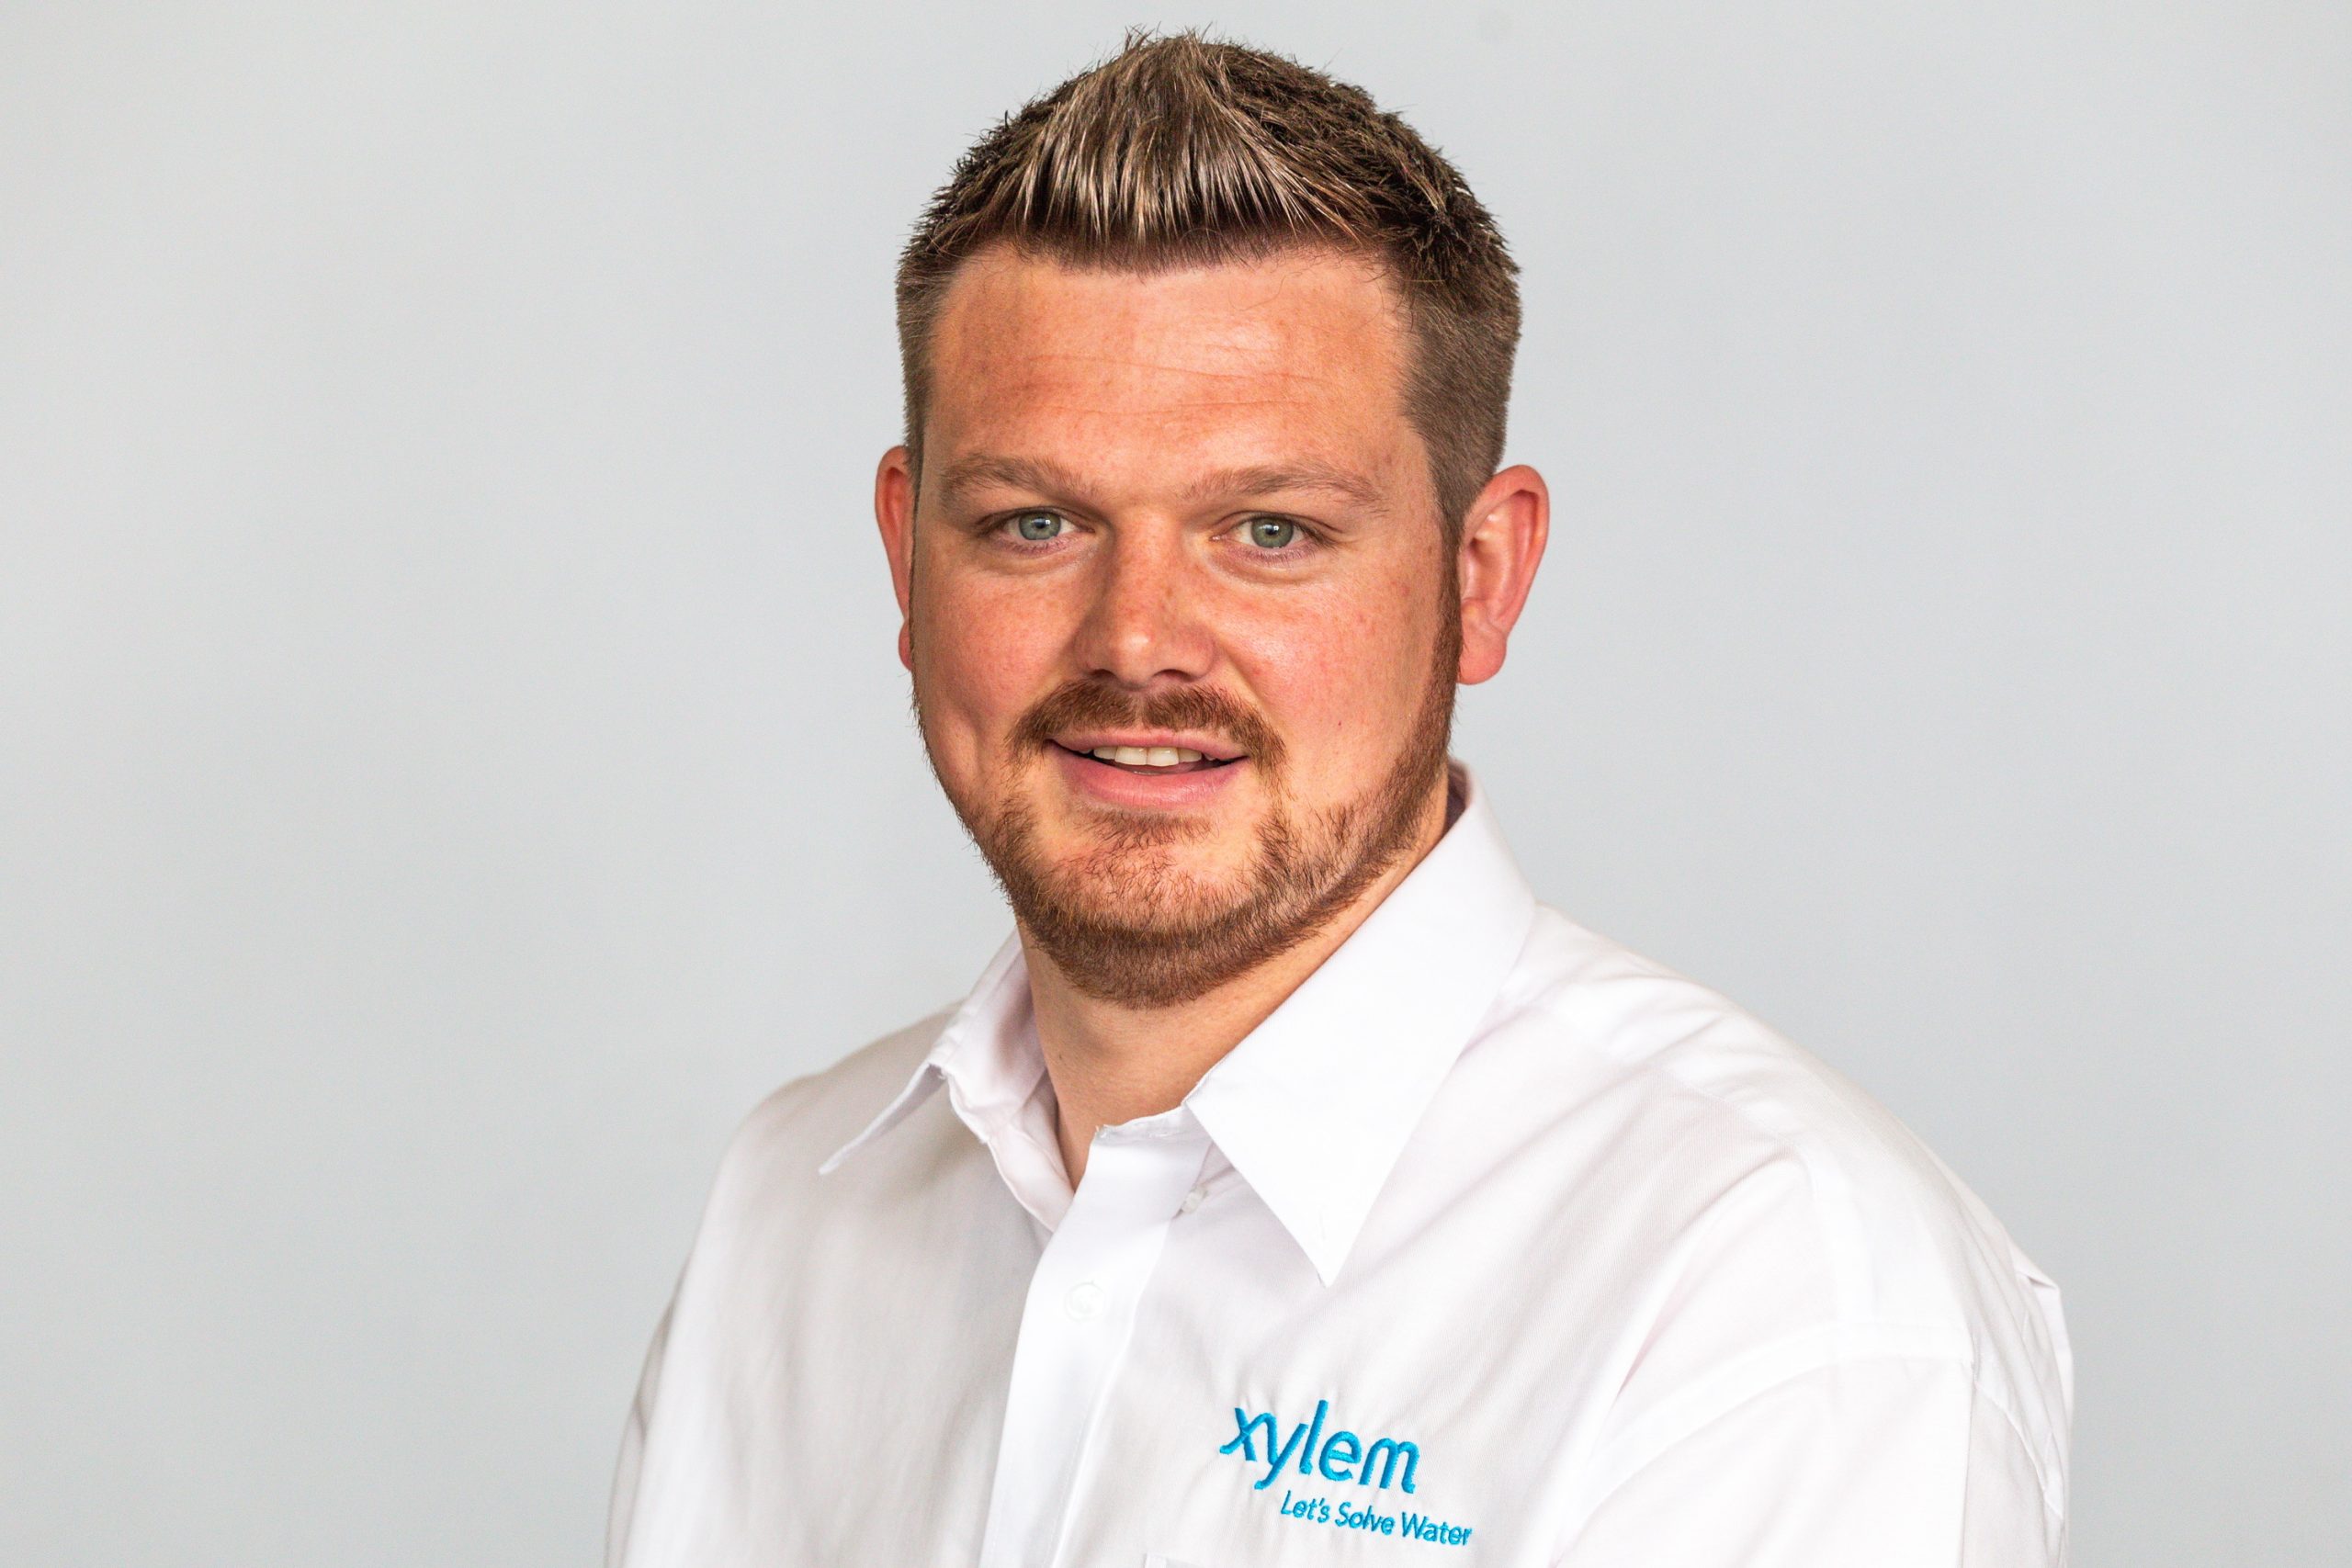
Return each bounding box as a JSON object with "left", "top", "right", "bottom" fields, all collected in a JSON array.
[
  {"left": 1491, "top": 906, "right": 2052, "bottom": 1314},
  {"left": 1476, "top": 905, "right": 2073, "bottom": 1482}
]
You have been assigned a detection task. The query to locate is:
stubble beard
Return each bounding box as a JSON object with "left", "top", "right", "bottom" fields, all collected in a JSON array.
[{"left": 913, "top": 586, "right": 1463, "bottom": 1010}]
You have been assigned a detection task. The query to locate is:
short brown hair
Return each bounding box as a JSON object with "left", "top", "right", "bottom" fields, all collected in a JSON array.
[{"left": 895, "top": 30, "right": 1521, "bottom": 539}]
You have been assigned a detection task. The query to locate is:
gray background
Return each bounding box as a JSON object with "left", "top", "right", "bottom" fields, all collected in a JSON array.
[{"left": 3, "top": 2, "right": 2344, "bottom": 1563}]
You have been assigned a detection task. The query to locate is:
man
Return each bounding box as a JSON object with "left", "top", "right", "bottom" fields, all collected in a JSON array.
[{"left": 607, "top": 32, "right": 2073, "bottom": 1568}]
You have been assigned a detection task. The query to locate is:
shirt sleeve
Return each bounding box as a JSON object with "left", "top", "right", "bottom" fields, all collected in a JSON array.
[
  {"left": 604, "top": 1292, "right": 676, "bottom": 1568},
  {"left": 1555, "top": 1353, "right": 2066, "bottom": 1567}
]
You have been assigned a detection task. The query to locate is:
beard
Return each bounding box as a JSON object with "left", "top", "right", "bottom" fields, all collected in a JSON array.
[{"left": 912, "top": 582, "right": 1463, "bottom": 1010}]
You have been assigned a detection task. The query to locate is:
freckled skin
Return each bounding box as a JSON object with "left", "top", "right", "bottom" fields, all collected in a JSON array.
[{"left": 884, "top": 250, "right": 1419, "bottom": 916}]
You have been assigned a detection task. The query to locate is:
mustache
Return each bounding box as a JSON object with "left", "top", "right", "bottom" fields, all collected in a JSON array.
[{"left": 1012, "top": 680, "right": 1286, "bottom": 771}]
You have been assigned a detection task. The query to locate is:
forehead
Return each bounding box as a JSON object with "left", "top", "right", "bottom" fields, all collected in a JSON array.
[{"left": 921, "top": 244, "right": 1418, "bottom": 489}]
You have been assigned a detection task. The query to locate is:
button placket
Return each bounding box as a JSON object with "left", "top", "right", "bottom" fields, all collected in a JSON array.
[{"left": 975, "top": 1120, "right": 1212, "bottom": 1568}]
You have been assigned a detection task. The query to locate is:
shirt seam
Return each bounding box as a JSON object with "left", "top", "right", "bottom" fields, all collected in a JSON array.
[
  {"left": 1965, "top": 1354, "right": 2069, "bottom": 1521},
  {"left": 1564, "top": 1337, "right": 2064, "bottom": 1551}
]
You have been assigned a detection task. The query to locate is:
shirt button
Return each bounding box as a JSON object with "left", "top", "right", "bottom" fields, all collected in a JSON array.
[
  {"left": 1064, "top": 1280, "right": 1106, "bottom": 1321},
  {"left": 1179, "top": 1185, "right": 1206, "bottom": 1214}
]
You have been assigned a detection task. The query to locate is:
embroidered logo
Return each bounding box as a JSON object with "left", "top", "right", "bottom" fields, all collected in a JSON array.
[
  {"left": 1217, "top": 1398, "right": 1476, "bottom": 1547},
  {"left": 1219, "top": 1398, "right": 1419, "bottom": 1492}
]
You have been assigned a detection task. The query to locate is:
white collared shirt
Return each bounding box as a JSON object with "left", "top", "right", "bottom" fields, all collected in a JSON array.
[{"left": 607, "top": 760, "right": 2073, "bottom": 1567}]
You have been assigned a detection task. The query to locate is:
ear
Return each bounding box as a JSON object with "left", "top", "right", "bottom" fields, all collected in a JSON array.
[
  {"left": 874, "top": 445, "right": 917, "bottom": 673},
  {"left": 1453, "top": 464, "right": 1551, "bottom": 686}
]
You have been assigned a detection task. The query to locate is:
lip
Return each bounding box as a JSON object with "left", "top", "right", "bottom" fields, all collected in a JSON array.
[
  {"left": 1050, "top": 730, "right": 1248, "bottom": 763},
  {"left": 1049, "top": 740, "right": 1249, "bottom": 810}
]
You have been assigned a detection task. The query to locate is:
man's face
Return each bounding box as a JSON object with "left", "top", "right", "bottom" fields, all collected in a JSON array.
[{"left": 877, "top": 244, "right": 1462, "bottom": 1008}]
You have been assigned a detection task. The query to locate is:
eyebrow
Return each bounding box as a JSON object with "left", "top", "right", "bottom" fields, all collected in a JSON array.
[
  {"left": 933, "top": 453, "right": 1389, "bottom": 517},
  {"left": 1181, "top": 461, "right": 1390, "bottom": 515},
  {"left": 933, "top": 454, "right": 1089, "bottom": 509}
]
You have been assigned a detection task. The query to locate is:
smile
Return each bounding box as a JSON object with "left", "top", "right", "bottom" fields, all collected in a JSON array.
[
  {"left": 1047, "top": 739, "right": 1250, "bottom": 810},
  {"left": 1051, "top": 739, "right": 1242, "bottom": 776}
]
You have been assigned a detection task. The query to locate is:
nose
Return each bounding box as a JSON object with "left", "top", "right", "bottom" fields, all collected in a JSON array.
[{"left": 1070, "top": 525, "right": 1216, "bottom": 689}]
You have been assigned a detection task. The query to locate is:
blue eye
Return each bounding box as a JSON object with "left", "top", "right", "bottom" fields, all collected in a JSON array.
[
  {"left": 1244, "top": 517, "right": 1302, "bottom": 550},
  {"left": 1009, "top": 511, "right": 1064, "bottom": 543}
]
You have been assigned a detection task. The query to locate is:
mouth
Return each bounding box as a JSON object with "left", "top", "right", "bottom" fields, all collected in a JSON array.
[{"left": 1048, "top": 739, "right": 1247, "bottom": 776}]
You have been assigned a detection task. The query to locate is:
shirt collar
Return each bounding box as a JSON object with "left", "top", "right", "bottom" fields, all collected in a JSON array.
[
  {"left": 814, "top": 926, "right": 1041, "bottom": 1181},
  {"left": 820, "top": 756, "right": 1539, "bottom": 1285}
]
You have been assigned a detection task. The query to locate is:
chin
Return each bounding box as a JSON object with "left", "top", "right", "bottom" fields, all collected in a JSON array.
[{"left": 1050, "top": 846, "right": 1240, "bottom": 916}]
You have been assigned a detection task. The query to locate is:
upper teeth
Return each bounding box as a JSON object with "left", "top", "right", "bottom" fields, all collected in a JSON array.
[{"left": 1091, "top": 745, "right": 1204, "bottom": 766}]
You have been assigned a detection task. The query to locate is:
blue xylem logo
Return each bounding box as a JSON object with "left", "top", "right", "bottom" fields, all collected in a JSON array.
[{"left": 1218, "top": 1398, "right": 1419, "bottom": 1493}]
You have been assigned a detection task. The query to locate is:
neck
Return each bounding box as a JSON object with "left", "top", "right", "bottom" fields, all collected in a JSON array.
[{"left": 1022, "top": 771, "right": 1456, "bottom": 1187}]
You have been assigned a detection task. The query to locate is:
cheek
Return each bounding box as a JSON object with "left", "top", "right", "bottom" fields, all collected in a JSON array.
[
  {"left": 1228, "top": 589, "right": 1421, "bottom": 744},
  {"left": 913, "top": 570, "right": 1063, "bottom": 738}
]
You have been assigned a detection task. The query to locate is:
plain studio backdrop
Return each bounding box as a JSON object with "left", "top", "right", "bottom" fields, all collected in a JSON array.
[{"left": 3, "top": 3, "right": 2345, "bottom": 1563}]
